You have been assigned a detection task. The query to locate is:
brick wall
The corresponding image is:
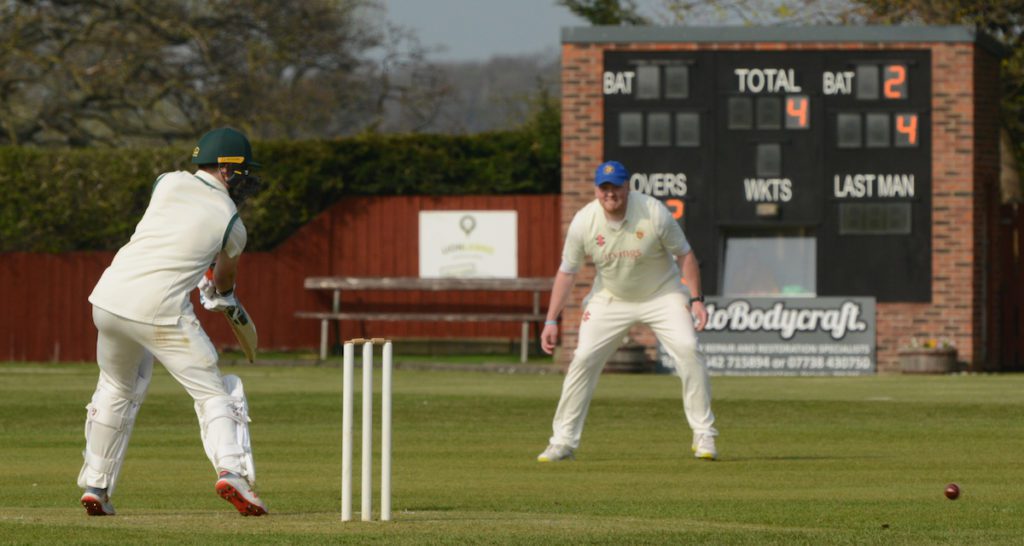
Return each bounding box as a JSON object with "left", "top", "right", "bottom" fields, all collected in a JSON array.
[{"left": 559, "top": 39, "right": 1002, "bottom": 372}]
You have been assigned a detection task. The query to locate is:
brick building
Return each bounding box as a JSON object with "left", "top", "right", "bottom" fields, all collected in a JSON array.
[{"left": 557, "top": 26, "right": 1009, "bottom": 373}]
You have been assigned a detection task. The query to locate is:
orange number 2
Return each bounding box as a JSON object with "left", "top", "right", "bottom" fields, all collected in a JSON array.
[{"left": 884, "top": 65, "right": 906, "bottom": 99}]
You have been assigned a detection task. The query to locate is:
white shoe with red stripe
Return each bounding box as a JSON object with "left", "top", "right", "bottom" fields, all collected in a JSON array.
[
  {"left": 80, "top": 488, "right": 115, "bottom": 516},
  {"left": 215, "top": 471, "right": 268, "bottom": 516}
]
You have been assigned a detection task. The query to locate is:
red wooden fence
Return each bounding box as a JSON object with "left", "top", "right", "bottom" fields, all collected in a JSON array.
[{"left": 0, "top": 195, "right": 560, "bottom": 362}]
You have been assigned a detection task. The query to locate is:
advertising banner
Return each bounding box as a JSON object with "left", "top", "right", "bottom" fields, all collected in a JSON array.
[
  {"left": 418, "top": 211, "right": 518, "bottom": 278},
  {"left": 658, "top": 296, "right": 876, "bottom": 375}
]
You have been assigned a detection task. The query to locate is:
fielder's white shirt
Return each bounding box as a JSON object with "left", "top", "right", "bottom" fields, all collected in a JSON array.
[
  {"left": 561, "top": 191, "right": 691, "bottom": 302},
  {"left": 90, "top": 170, "right": 246, "bottom": 325}
]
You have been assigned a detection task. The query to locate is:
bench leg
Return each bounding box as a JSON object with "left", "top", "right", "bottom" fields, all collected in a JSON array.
[
  {"left": 320, "top": 319, "right": 329, "bottom": 361},
  {"left": 521, "top": 321, "right": 528, "bottom": 363}
]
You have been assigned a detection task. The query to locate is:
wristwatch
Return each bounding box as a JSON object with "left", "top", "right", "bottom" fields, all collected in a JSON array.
[{"left": 689, "top": 295, "right": 705, "bottom": 304}]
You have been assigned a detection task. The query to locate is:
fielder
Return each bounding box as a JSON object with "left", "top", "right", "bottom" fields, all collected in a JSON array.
[
  {"left": 537, "top": 160, "right": 718, "bottom": 462},
  {"left": 78, "top": 127, "right": 268, "bottom": 516}
]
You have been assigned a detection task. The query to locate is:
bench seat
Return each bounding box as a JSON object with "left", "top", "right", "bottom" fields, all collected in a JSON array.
[{"left": 297, "top": 276, "right": 553, "bottom": 363}]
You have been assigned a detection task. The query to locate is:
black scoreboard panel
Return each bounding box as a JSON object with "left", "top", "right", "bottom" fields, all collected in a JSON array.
[
  {"left": 819, "top": 50, "right": 931, "bottom": 301},
  {"left": 603, "top": 50, "right": 931, "bottom": 302},
  {"left": 604, "top": 51, "right": 719, "bottom": 290},
  {"left": 714, "top": 52, "right": 822, "bottom": 227}
]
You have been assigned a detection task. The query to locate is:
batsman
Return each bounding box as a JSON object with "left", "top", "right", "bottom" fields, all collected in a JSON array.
[{"left": 78, "top": 127, "right": 268, "bottom": 516}]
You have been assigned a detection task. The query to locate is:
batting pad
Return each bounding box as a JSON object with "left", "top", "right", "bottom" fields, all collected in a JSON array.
[
  {"left": 195, "top": 374, "right": 256, "bottom": 485},
  {"left": 78, "top": 358, "right": 154, "bottom": 495}
]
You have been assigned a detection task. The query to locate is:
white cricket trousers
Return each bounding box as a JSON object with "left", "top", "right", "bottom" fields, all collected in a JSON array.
[
  {"left": 549, "top": 290, "right": 717, "bottom": 449},
  {"left": 80, "top": 306, "right": 243, "bottom": 489}
]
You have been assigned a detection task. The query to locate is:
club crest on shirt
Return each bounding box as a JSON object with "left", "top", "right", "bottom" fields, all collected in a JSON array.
[
  {"left": 582, "top": 310, "right": 591, "bottom": 322},
  {"left": 596, "top": 235, "right": 605, "bottom": 247},
  {"left": 636, "top": 230, "right": 644, "bottom": 239}
]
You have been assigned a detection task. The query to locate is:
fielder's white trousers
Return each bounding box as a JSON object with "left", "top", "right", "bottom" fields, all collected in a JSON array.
[
  {"left": 80, "top": 306, "right": 243, "bottom": 489},
  {"left": 549, "top": 290, "right": 717, "bottom": 449}
]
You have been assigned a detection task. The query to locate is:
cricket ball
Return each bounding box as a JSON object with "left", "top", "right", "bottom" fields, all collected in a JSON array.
[{"left": 944, "top": 483, "right": 960, "bottom": 500}]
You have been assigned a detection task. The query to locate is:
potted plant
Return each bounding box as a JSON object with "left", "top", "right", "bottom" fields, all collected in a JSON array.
[{"left": 898, "top": 338, "right": 958, "bottom": 374}]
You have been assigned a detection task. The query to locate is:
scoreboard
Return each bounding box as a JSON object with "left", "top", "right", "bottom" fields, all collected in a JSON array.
[{"left": 603, "top": 50, "right": 931, "bottom": 301}]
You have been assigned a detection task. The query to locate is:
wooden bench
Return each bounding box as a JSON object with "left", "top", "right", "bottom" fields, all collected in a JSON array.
[{"left": 296, "top": 276, "right": 553, "bottom": 363}]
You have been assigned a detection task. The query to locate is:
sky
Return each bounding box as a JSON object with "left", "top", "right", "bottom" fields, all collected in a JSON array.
[{"left": 383, "top": 0, "right": 589, "bottom": 62}]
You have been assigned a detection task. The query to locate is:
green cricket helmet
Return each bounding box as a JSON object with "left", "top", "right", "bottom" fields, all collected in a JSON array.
[{"left": 190, "top": 127, "right": 261, "bottom": 168}]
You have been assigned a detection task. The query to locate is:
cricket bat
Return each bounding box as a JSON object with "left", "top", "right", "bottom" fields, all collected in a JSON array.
[{"left": 224, "top": 302, "right": 258, "bottom": 364}]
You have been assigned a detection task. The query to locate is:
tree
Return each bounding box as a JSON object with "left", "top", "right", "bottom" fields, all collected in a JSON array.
[
  {"left": 0, "top": 0, "right": 449, "bottom": 146},
  {"left": 656, "top": 0, "right": 867, "bottom": 25},
  {"left": 558, "top": 0, "right": 650, "bottom": 25}
]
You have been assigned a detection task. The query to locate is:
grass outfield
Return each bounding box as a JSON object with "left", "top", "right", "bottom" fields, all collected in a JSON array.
[{"left": 2, "top": 363, "right": 1024, "bottom": 544}]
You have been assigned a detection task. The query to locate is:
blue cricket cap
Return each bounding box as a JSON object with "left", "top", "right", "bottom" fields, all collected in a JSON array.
[{"left": 594, "top": 160, "right": 629, "bottom": 186}]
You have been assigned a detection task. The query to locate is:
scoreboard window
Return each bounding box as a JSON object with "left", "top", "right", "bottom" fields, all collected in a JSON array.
[
  {"left": 756, "top": 97, "right": 782, "bottom": 129},
  {"left": 647, "top": 112, "right": 671, "bottom": 146},
  {"left": 756, "top": 143, "right": 781, "bottom": 177},
  {"left": 839, "top": 203, "right": 912, "bottom": 235},
  {"left": 866, "top": 113, "right": 891, "bottom": 148},
  {"left": 675, "top": 112, "right": 700, "bottom": 147},
  {"left": 895, "top": 114, "right": 919, "bottom": 147},
  {"left": 728, "top": 97, "right": 753, "bottom": 129},
  {"left": 785, "top": 95, "right": 810, "bottom": 129},
  {"left": 837, "top": 113, "right": 862, "bottom": 148},
  {"left": 619, "top": 112, "right": 643, "bottom": 146},
  {"left": 636, "top": 65, "right": 660, "bottom": 99},
  {"left": 883, "top": 64, "right": 908, "bottom": 99},
  {"left": 721, "top": 231, "right": 817, "bottom": 297},
  {"left": 665, "top": 65, "right": 690, "bottom": 99},
  {"left": 856, "top": 65, "right": 879, "bottom": 99}
]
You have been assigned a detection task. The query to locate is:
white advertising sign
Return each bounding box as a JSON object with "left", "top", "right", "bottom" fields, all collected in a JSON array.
[
  {"left": 657, "top": 296, "right": 877, "bottom": 376},
  {"left": 418, "top": 211, "right": 518, "bottom": 278}
]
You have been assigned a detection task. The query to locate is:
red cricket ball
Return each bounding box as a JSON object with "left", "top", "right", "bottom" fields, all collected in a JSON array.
[{"left": 944, "top": 483, "right": 960, "bottom": 500}]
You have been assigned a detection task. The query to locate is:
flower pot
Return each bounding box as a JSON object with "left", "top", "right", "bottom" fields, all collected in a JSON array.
[{"left": 898, "top": 348, "right": 957, "bottom": 374}]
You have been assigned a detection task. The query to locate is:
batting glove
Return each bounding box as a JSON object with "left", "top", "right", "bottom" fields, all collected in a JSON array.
[
  {"left": 198, "top": 275, "right": 217, "bottom": 299},
  {"left": 198, "top": 276, "right": 238, "bottom": 313}
]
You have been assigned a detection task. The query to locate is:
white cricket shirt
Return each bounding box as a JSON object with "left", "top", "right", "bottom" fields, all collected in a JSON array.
[
  {"left": 561, "top": 191, "right": 691, "bottom": 302},
  {"left": 89, "top": 170, "right": 246, "bottom": 325}
]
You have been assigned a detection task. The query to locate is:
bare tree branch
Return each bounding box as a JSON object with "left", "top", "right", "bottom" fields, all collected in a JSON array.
[{"left": 0, "top": 0, "right": 452, "bottom": 146}]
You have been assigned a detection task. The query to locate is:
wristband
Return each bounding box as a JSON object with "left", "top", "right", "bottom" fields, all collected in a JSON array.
[
  {"left": 689, "top": 295, "right": 704, "bottom": 304},
  {"left": 544, "top": 320, "right": 558, "bottom": 326}
]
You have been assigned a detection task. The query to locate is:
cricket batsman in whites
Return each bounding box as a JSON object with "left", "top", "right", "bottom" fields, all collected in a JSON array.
[
  {"left": 78, "top": 127, "right": 268, "bottom": 516},
  {"left": 537, "top": 160, "right": 718, "bottom": 462}
]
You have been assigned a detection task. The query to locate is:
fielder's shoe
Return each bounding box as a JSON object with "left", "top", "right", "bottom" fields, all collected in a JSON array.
[
  {"left": 537, "top": 443, "right": 575, "bottom": 462},
  {"left": 693, "top": 434, "right": 718, "bottom": 460},
  {"left": 215, "top": 471, "right": 268, "bottom": 516},
  {"left": 80, "top": 487, "right": 115, "bottom": 516}
]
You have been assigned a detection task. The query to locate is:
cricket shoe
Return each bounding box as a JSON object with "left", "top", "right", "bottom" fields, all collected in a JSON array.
[
  {"left": 537, "top": 444, "right": 575, "bottom": 462},
  {"left": 693, "top": 434, "right": 718, "bottom": 460},
  {"left": 215, "top": 471, "right": 268, "bottom": 516},
  {"left": 80, "top": 487, "right": 115, "bottom": 516}
]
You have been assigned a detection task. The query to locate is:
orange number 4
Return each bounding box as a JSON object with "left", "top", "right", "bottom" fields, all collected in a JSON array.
[{"left": 896, "top": 114, "right": 917, "bottom": 145}]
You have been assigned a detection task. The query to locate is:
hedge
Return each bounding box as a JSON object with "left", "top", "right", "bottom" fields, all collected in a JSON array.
[{"left": 0, "top": 130, "right": 560, "bottom": 252}]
